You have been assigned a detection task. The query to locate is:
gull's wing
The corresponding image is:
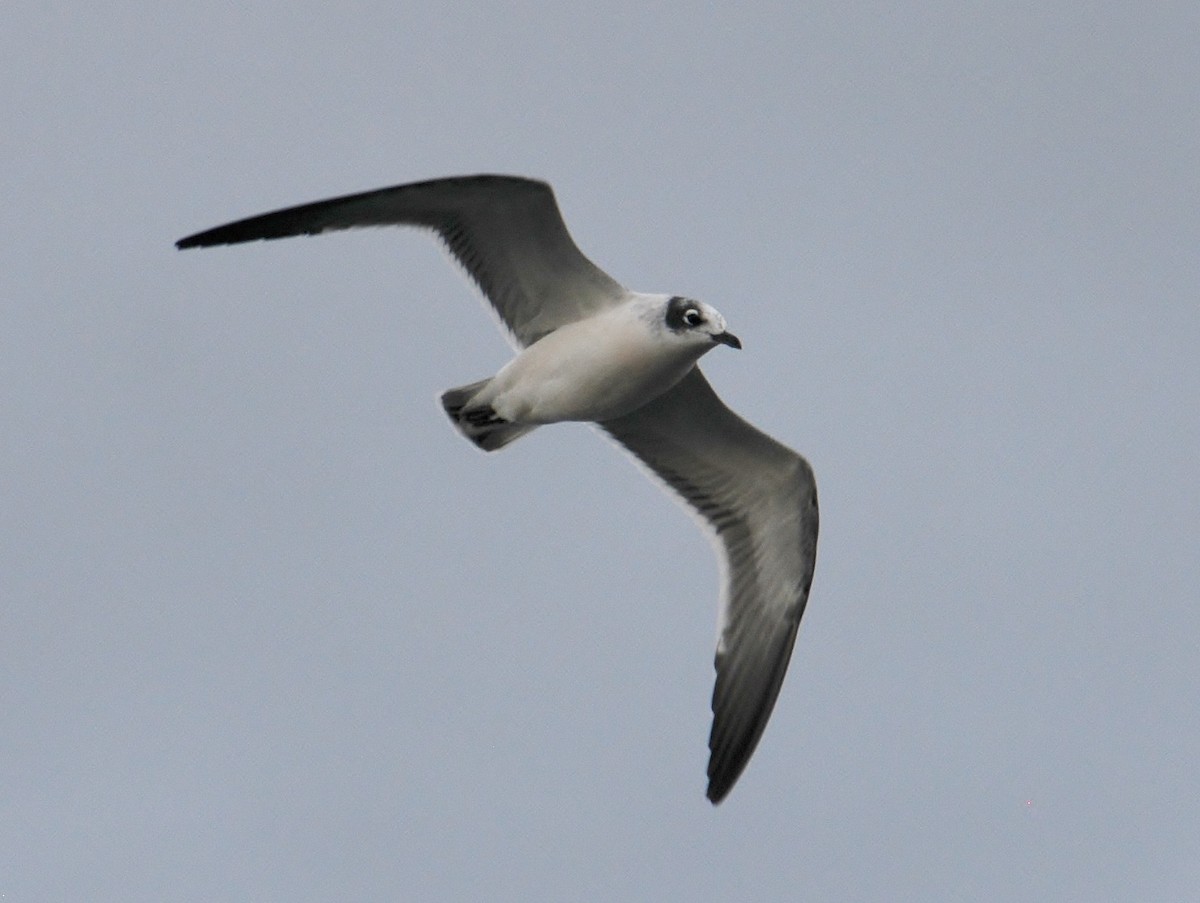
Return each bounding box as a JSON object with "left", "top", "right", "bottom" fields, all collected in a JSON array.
[
  {"left": 176, "top": 175, "right": 627, "bottom": 346},
  {"left": 600, "top": 368, "right": 818, "bottom": 803}
]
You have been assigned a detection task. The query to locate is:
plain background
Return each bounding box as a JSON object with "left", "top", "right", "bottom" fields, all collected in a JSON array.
[{"left": 4, "top": 3, "right": 1198, "bottom": 900}]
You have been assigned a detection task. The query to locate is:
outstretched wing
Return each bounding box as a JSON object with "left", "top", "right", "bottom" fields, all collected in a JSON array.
[
  {"left": 600, "top": 368, "right": 818, "bottom": 803},
  {"left": 176, "top": 175, "right": 628, "bottom": 346}
]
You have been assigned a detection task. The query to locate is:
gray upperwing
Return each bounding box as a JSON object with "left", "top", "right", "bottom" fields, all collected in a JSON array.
[
  {"left": 177, "top": 175, "right": 628, "bottom": 346},
  {"left": 599, "top": 367, "right": 818, "bottom": 803}
]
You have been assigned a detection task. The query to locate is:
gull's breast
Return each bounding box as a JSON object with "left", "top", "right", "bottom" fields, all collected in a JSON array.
[{"left": 489, "top": 311, "right": 695, "bottom": 424}]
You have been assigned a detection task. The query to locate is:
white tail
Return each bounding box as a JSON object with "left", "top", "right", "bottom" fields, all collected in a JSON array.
[{"left": 440, "top": 379, "right": 537, "bottom": 451}]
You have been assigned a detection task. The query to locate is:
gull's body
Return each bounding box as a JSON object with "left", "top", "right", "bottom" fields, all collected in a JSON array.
[
  {"left": 478, "top": 294, "right": 729, "bottom": 425},
  {"left": 177, "top": 175, "right": 818, "bottom": 804}
]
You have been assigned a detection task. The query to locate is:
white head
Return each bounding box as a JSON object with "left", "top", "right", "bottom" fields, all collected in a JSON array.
[{"left": 660, "top": 295, "right": 742, "bottom": 352}]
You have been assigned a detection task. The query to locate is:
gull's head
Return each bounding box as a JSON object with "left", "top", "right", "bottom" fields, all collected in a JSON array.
[{"left": 662, "top": 296, "right": 742, "bottom": 352}]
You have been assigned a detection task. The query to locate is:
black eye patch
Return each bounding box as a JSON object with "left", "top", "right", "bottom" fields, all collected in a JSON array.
[{"left": 666, "top": 295, "right": 703, "bottom": 331}]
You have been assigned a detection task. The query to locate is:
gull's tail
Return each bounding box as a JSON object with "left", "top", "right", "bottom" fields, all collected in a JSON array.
[{"left": 441, "top": 379, "right": 536, "bottom": 452}]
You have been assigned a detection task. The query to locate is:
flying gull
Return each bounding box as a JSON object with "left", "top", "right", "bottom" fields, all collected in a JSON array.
[{"left": 176, "top": 175, "right": 819, "bottom": 804}]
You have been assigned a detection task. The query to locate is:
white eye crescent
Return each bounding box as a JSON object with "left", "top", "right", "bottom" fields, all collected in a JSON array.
[{"left": 684, "top": 310, "right": 703, "bottom": 327}]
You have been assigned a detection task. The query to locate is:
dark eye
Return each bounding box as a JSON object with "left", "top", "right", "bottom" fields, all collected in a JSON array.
[{"left": 683, "top": 309, "right": 703, "bottom": 327}]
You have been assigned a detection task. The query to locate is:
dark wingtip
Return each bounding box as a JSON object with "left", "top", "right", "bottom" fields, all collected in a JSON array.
[
  {"left": 175, "top": 229, "right": 217, "bottom": 250},
  {"left": 175, "top": 226, "right": 242, "bottom": 250},
  {"left": 706, "top": 759, "right": 741, "bottom": 804}
]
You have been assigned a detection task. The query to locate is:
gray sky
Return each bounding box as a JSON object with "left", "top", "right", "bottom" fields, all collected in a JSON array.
[{"left": 4, "top": 2, "right": 1199, "bottom": 900}]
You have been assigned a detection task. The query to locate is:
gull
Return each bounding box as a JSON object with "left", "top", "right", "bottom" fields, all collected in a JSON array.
[{"left": 176, "top": 175, "right": 819, "bottom": 804}]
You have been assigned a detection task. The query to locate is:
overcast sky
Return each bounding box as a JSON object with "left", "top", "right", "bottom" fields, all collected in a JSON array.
[{"left": 4, "top": 2, "right": 1199, "bottom": 900}]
